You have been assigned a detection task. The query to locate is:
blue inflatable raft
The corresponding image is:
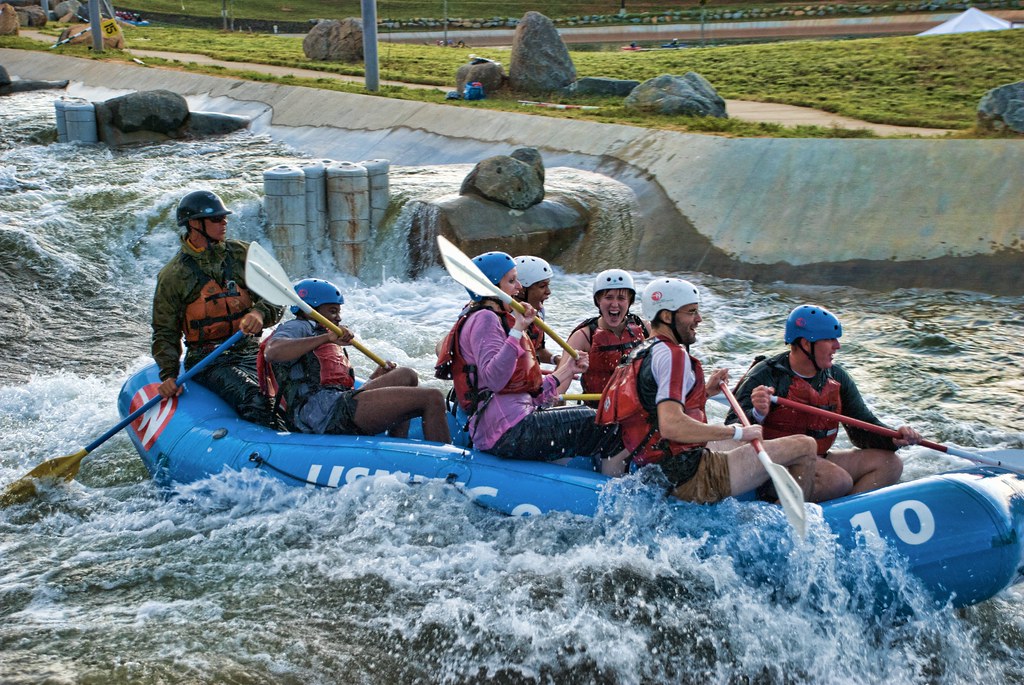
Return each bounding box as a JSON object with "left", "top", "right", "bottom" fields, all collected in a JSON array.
[{"left": 118, "top": 363, "right": 1024, "bottom": 608}]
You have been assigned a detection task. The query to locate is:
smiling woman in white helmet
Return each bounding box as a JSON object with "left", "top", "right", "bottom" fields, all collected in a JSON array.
[
  {"left": 512, "top": 255, "right": 558, "bottom": 365},
  {"left": 595, "top": 277, "right": 822, "bottom": 506},
  {"left": 560, "top": 269, "right": 650, "bottom": 406}
]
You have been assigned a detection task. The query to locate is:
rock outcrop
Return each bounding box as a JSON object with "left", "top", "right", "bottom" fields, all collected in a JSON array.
[
  {"left": 977, "top": 80, "right": 1024, "bottom": 134},
  {"left": 302, "top": 18, "right": 363, "bottom": 62},
  {"left": 625, "top": 73, "right": 727, "bottom": 118},
  {"left": 508, "top": 12, "right": 575, "bottom": 94}
]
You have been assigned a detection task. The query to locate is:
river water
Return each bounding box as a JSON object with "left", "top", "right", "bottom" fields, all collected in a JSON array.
[{"left": 2, "top": 90, "right": 1024, "bottom": 684}]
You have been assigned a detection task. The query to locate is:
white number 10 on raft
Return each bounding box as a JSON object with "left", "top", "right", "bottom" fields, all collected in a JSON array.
[{"left": 848, "top": 499, "right": 936, "bottom": 545}]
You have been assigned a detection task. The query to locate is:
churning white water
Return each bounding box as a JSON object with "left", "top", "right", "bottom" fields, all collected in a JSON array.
[{"left": 2, "top": 90, "right": 1023, "bottom": 684}]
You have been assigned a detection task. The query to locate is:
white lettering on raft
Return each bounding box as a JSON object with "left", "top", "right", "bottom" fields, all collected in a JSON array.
[
  {"left": 303, "top": 464, "right": 511, "bottom": 508},
  {"left": 848, "top": 499, "right": 936, "bottom": 546}
]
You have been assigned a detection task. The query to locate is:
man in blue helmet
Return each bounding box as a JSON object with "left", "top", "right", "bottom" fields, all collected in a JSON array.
[
  {"left": 727, "top": 304, "right": 919, "bottom": 499},
  {"left": 152, "top": 189, "right": 283, "bottom": 427},
  {"left": 259, "top": 278, "right": 451, "bottom": 443},
  {"left": 436, "top": 251, "right": 624, "bottom": 467}
]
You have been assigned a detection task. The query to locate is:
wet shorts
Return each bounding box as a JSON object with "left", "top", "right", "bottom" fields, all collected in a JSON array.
[
  {"left": 489, "top": 406, "right": 623, "bottom": 463},
  {"left": 323, "top": 387, "right": 367, "bottom": 435},
  {"left": 664, "top": 448, "right": 731, "bottom": 505}
]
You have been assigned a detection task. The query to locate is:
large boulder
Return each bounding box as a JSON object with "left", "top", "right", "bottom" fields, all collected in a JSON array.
[
  {"left": 0, "top": 4, "right": 18, "bottom": 35},
  {"left": 624, "top": 73, "right": 727, "bottom": 118},
  {"left": 94, "top": 90, "right": 189, "bottom": 145},
  {"left": 977, "top": 80, "right": 1024, "bottom": 134},
  {"left": 455, "top": 56, "right": 505, "bottom": 97},
  {"left": 562, "top": 76, "right": 640, "bottom": 97},
  {"left": 460, "top": 149, "right": 545, "bottom": 211},
  {"left": 15, "top": 3, "right": 44, "bottom": 27},
  {"left": 303, "top": 18, "right": 363, "bottom": 62},
  {"left": 53, "top": 0, "right": 82, "bottom": 20},
  {"left": 508, "top": 11, "right": 575, "bottom": 94},
  {"left": 57, "top": 22, "right": 125, "bottom": 49}
]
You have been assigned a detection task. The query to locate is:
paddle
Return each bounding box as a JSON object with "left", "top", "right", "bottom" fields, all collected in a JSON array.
[
  {"left": 244, "top": 242, "right": 387, "bottom": 368},
  {"left": 562, "top": 393, "right": 600, "bottom": 402},
  {"left": 435, "top": 235, "right": 579, "bottom": 360},
  {"left": 770, "top": 395, "right": 1024, "bottom": 475},
  {"left": 0, "top": 330, "right": 246, "bottom": 507},
  {"left": 720, "top": 382, "right": 807, "bottom": 538}
]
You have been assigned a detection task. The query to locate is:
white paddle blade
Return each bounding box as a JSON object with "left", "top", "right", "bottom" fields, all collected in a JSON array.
[
  {"left": 947, "top": 446, "right": 1024, "bottom": 474},
  {"left": 436, "top": 235, "right": 512, "bottom": 305},
  {"left": 244, "top": 242, "right": 310, "bottom": 313},
  {"left": 757, "top": 449, "right": 808, "bottom": 539}
]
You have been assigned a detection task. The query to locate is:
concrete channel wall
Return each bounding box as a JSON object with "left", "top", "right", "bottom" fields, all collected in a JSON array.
[{"left": 3, "top": 49, "right": 1021, "bottom": 294}]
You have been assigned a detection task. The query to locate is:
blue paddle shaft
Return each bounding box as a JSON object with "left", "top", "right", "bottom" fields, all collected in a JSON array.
[{"left": 84, "top": 330, "right": 246, "bottom": 453}]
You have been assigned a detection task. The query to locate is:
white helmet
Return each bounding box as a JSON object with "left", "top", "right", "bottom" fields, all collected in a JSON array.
[
  {"left": 514, "top": 256, "right": 553, "bottom": 288},
  {"left": 641, "top": 278, "right": 701, "bottom": 320},
  {"left": 592, "top": 269, "right": 635, "bottom": 296}
]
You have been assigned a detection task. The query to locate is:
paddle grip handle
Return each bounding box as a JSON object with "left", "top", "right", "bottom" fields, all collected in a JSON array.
[{"left": 719, "top": 381, "right": 765, "bottom": 453}]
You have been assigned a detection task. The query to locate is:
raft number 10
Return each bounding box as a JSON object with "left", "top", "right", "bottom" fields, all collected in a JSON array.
[{"left": 848, "top": 499, "right": 936, "bottom": 545}]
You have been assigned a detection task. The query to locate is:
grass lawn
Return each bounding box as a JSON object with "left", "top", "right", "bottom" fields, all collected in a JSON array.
[{"left": 5, "top": 24, "right": 1023, "bottom": 137}]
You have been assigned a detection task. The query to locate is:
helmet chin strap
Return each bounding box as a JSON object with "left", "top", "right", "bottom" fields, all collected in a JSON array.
[
  {"left": 190, "top": 218, "right": 222, "bottom": 245},
  {"left": 660, "top": 312, "right": 686, "bottom": 348},
  {"left": 798, "top": 339, "right": 822, "bottom": 373}
]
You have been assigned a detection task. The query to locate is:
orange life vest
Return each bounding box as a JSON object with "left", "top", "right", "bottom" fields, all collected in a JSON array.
[
  {"left": 762, "top": 374, "right": 842, "bottom": 455},
  {"left": 436, "top": 304, "right": 543, "bottom": 414},
  {"left": 596, "top": 335, "right": 707, "bottom": 467},
  {"left": 181, "top": 255, "right": 253, "bottom": 346}
]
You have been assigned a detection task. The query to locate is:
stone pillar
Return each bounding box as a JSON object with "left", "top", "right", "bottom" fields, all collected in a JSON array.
[
  {"left": 62, "top": 99, "right": 98, "bottom": 143},
  {"left": 360, "top": 158, "right": 390, "bottom": 236},
  {"left": 326, "top": 162, "right": 370, "bottom": 275},
  {"left": 262, "top": 164, "right": 307, "bottom": 276},
  {"left": 302, "top": 159, "right": 331, "bottom": 257}
]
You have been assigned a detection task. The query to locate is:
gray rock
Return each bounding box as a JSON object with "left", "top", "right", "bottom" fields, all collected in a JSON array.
[
  {"left": 303, "top": 18, "right": 363, "bottom": 62},
  {"left": 977, "top": 80, "right": 1024, "bottom": 134},
  {"left": 186, "top": 111, "right": 251, "bottom": 136},
  {"left": 15, "top": 4, "right": 46, "bottom": 27},
  {"left": 624, "top": 72, "right": 727, "bottom": 118},
  {"left": 460, "top": 153, "right": 545, "bottom": 210},
  {"left": 508, "top": 11, "right": 576, "bottom": 94},
  {"left": 52, "top": 0, "right": 80, "bottom": 20},
  {"left": 94, "top": 90, "right": 189, "bottom": 145},
  {"left": 425, "top": 194, "right": 588, "bottom": 268},
  {"left": 510, "top": 147, "right": 545, "bottom": 187},
  {"left": 563, "top": 76, "right": 640, "bottom": 97},
  {"left": 455, "top": 59, "right": 505, "bottom": 96}
]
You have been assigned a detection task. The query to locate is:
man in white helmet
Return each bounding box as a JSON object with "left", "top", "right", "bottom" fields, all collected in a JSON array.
[
  {"left": 562, "top": 269, "right": 650, "bottom": 406},
  {"left": 596, "top": 278, "right": 820, "bottom": 504},
  {"left": 513, "top": 255, "right": 558, "bottom": 365}
]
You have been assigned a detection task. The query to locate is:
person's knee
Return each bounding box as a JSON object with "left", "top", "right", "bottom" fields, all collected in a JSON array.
[{"left": 392, "top": 366, "right": 418, "bottom": 386}]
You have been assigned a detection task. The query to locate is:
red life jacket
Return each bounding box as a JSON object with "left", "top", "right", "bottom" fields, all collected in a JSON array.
[
  {"left": 181, "top": 254, "right": 253, "bottom": 346},
  {"left": 436, "top": 304, "right": 543, "bottom": 414},
  {"left": 596, "top": 335, "right": 707, "bottom": 466},
  {"left": 762, "top": 374, "right": 842, "bottom": 455},
  {"left": 571, "top": 315, "right": 649, "bottom": 395}
]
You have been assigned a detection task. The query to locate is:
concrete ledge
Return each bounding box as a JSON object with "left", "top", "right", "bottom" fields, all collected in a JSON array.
[{"left": 3, "top": 49, "right": 1021, "bottom": 294}]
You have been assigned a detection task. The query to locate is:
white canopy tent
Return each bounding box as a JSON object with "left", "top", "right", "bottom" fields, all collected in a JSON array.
[{"left": 917, "top": 7, "right": 1014, "bottom": 35}]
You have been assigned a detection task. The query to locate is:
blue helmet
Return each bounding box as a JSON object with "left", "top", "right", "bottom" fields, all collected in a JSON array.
[
  {"left": 466, "top": 251, "right": 515, "bottom": 302},
  {"left": 784, "top": 305, "right": 842, "bottom": 344},
  {"left": 292, "top": 278, "right": 344, "bottom": 315}
]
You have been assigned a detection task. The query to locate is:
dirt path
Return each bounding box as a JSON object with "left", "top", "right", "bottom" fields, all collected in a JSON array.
[{"left": 17, "top": 29, "right": 955, "bottom": 136}]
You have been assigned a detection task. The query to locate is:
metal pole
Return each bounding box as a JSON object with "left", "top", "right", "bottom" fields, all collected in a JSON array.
[
  {"left": 443, "top": 0, "right": 448, "bottom": 46},
  {"left": 221, "top": 0, "right": 228, "bottom": 30},
  {"left": 700, "top": 0, "right": 706, "bottom": 47},
  {"left": 89, "top": 0, "right": 103, "bottom": 52},
  {"left": 361, "top": 0, "right": 380, "bottom": 92}
]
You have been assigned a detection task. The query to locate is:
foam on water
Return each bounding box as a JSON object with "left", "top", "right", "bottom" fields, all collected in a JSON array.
[{"left": 2, "top": 90, "right": 1024, "bottom": 684}]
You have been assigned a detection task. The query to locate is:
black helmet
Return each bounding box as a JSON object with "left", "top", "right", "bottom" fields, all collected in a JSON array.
[{"left": 176, "top": 190, "right": 232, "bottom": 227}]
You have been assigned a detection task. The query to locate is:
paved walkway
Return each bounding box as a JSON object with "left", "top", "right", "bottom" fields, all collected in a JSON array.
[{"left": 18, "top": 29, "right": 955, "bottom": 136}]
